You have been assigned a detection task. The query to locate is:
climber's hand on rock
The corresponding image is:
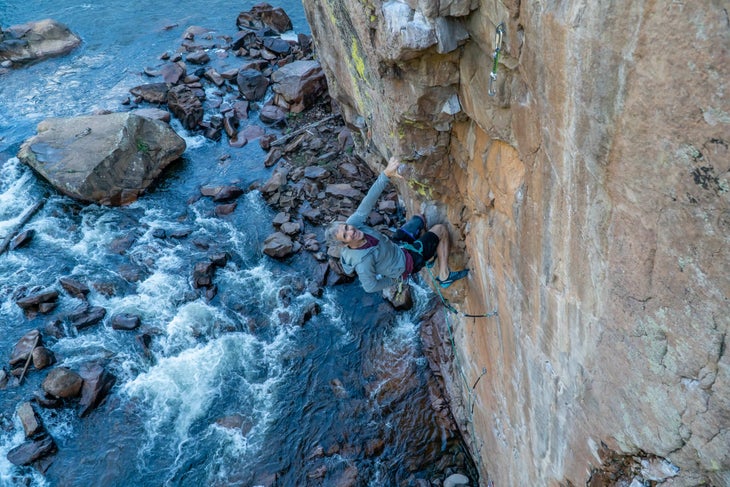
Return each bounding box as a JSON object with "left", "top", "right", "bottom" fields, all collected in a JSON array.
[{"left": 385, "top": 156, "right": 401, "bottom": 178}]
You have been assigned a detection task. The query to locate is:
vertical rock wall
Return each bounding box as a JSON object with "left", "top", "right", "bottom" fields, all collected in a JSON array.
[{"left": 302, "top": 0, "right": 729, "bottom": 485}]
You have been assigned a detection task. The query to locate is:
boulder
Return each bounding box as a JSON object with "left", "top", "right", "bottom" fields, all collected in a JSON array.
[
  {"left": 215, "top": 203, "right": 237, "bottom": 216},
  {"left": 78, "top": 362, "right": 116, "bottom": 417},
  {"left": 111, "top": 313, "right": 141, "bottom": 331},
  {"left": 0, "top": 19, "right": 81, "bottom": 66},
  {"left": 382, "top": 283, "right": 414, "bottom": 311},
  {"left": 280, "top": 221, "right": 301, "bottom": 236},
  {"left": 192, "top": 261, "right": 215, "bottom": 289},
  {"left": 231, "top": 31, "right": 258, "bottom": 51},
  {"left": 129, "top": 83, "right": 169, "bottom": 104},
  {"left": 59, "top": 276, "right": 90, "bottom": 299},
  {"left": 70, "top": 306, "right": 106, "bottom": 330},
  {"left": 167, "top": 84, "right": 204, "bottom": 130},
  {"left": 304, "top": 166, "right": 329, "bottom": 180},
  {"left": 241, "top": 125, "right": 265, "bottom": 141},
  {"left": 259, "top": 105, "right": 287, "bottom": 125},
  {"left": 17, "top": 402, "right": 43, "bottom": 438},
  {"left": 237, "top": 3, "right": 293, "bottom": 34},
  {"left": 186, "top": 50, "right": 210, "bottom": 65},
  {"left": 15, "top": 290, "right": 58, "bottom": 313},
  {"left": 6, "top": 434, "right": 56, "bottom": 466},
  {"left": 42, "top": 367, "right": 83, "bottom": 399},
  {"left": 271, "top": 60, "right": 327, "bottom": 112},
  {"left": 325, "top": 183, "right": 362, "bottom": 199},
  {"left": 160, "top": 62, "right": 185, "bottom": 84},
  {"left": 200, "top": 185, "right": 244, "bottom": 202},
  {"left": 17, "top": 112, "right": 186, "bottom": 206},
  {"left": 9, "top": 329, "right": 42, "bottom": 366},
  {"left": 263, "top": 37, "right": 292, "bottom": 56},
  {"left": 262, "top": 232, "right": 294, "bottom": 258},
  {"left": 236, "top": 68, "right": 269, "bottom": 101},
  {"left": 31, "top": 347, "right": 55, "bottom": 370},
  {"left": 133, "top": 108, "right": 172, "bottom": 123}
]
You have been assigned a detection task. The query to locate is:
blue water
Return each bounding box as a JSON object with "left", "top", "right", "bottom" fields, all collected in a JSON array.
[{"left": 0, "top": 2, "right": 474, "bottom": 486}]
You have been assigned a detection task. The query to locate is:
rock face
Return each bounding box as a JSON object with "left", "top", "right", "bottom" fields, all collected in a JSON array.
[
  {"left": 0, "top": 19, "right": 81, "bottom": 66},
  {"left": 17, "top": 112, "right": 186, "bottom": 205},
  {"left": 303, "top": 0, "right": 729, "bottom": 486}
]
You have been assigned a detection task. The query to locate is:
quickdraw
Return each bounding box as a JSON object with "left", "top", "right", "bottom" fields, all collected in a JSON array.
[{"left": 488, "top": 22, "right": 506, "bottom": 97}]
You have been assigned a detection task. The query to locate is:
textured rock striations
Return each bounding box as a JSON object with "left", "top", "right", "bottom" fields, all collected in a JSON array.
[
  {"left": 303, "top": 0, "right": 729, "bottom": 485},
  {"left": 18, "top": 112, "right": 186, "bottom": 206}
]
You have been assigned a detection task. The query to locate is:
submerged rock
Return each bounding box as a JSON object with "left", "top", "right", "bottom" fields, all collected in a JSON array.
[{"left": 17, "top": 112, "right": 186, "bottom": 206}]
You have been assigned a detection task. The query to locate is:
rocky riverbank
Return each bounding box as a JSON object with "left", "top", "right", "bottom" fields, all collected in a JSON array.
[{"left": 2, "top": 4, "right": 477, "bottom": 485}]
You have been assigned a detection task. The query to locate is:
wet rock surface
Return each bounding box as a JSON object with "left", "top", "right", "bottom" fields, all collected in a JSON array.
[
  {"left": 0, "top": 19, "right": 81, "bottom": 67},
  {"left": 17, "top": 112, "right": 187, "bottom": 206}
]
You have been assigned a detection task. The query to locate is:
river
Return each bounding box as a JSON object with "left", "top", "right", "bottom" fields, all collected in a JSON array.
[{"left": 0, "top": 1, "right": 474, "bottom": 486}]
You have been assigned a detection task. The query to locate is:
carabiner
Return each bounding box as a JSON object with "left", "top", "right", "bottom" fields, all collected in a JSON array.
[{"left": 488, "top": 22, "right": 505, "bottom": 97}]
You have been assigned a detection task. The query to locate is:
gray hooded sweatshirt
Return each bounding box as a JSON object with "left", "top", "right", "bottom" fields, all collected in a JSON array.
[{"left": 340, "top": 172, "right": 406, "bottom": 293}]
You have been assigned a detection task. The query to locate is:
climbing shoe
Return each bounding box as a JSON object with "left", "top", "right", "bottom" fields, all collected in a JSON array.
[
  {"left": 436, "top": 269, "right": 469, "bottom": 288},
  {"left": 424, "top": 258, "right": 436, "bottom": 269}
]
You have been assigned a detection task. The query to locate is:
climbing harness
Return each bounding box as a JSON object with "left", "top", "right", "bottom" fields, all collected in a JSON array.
[{"left": 488, "top": 22, "right": 506, "bottom": 97}]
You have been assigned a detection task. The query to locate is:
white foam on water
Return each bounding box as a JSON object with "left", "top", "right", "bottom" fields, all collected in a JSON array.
[
  {"left": 0, "top": 414, "right": 50, "bottom": 487},
  {"left": 169, "top": 119, "right": 208, "bottom": 150},
  {"left": 158, "top": 300, "right": 232, "bottom": 356},
  {"left": 121, "top": 332, "right": 285, "bottom": 472},
  {"left": 0, "top": 158, "right": 35, "bottom": 237}
]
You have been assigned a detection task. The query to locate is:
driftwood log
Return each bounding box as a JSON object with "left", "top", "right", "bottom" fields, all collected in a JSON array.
[{"left": 0, "top": 200, "right": 44, "bottom": 256}]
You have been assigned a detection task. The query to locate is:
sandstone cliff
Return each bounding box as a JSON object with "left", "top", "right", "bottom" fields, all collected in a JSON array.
[{"left": 302, "top": 0, "right": 729, "bottom": 485}]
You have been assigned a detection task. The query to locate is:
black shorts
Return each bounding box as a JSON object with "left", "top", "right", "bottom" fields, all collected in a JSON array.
[{"left": 406, "top": 231, "right": 439, "bottom": 273}]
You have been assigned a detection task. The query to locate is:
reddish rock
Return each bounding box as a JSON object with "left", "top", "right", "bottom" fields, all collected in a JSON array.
[
  {"left": 186, "top": 50, "right": 210, "bottom": 65},
  {"left": 262, "top": 232, "right": 294, "bottom": 258},
  {"left": 31, "top": 347, "right": 55, "bottom": 370},
  {"left": 167, "top": 84, "right": 203, "bottom": 130},
  {"left": 78, "top": 362, "right": 116, "bottom": 417},
  {"left": 42, "top": 367, "right": 83, "bottom": 399},
  {"left": 160, "top": 62, "right": 185, "bottom": 84},
  {"left": 270, "top": 60, "right": 327, "bottom": 113},
  {"left": 59, "top": 277, "right": 90, "bottom": 298},
  {"left": 325, "top": 183, "right": 362, "bottom": 199},
  {"left": 129, "top": 83, "right": 169, "bottom": 104},
  {"left": 260, "top": 105, "right": 287, "bottom": 124},
  {"left": 71, "top": 306, "right": 106, "bottom": 330},
  {"left": 215, "top": 203, "right": 237, "bottom": 216},
  {"left": 237, "top": 4, "right": 293, "bottom": 34},
  {"left": 9, "top": 329, "right": 42, "bottom": 366}
]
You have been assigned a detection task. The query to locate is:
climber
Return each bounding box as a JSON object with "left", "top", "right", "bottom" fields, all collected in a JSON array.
[{"left": 326, "top": 156, "right": 468, "bottom": 293}]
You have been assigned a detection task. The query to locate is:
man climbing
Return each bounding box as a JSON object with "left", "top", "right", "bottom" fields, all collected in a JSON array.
[{"left": 326, "top": 156, "right": 468, "bottom": 293}]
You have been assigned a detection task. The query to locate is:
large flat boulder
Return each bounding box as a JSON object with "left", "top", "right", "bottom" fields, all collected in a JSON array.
[
  {"left": 0, "top": 19, "right": 81, "bottom": 66},
  {"left": 18, "top": 112, "right": 186, "bottom": 205},
  {"left": 271, "top": 60, "right": 327, "bottom": 113}
]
